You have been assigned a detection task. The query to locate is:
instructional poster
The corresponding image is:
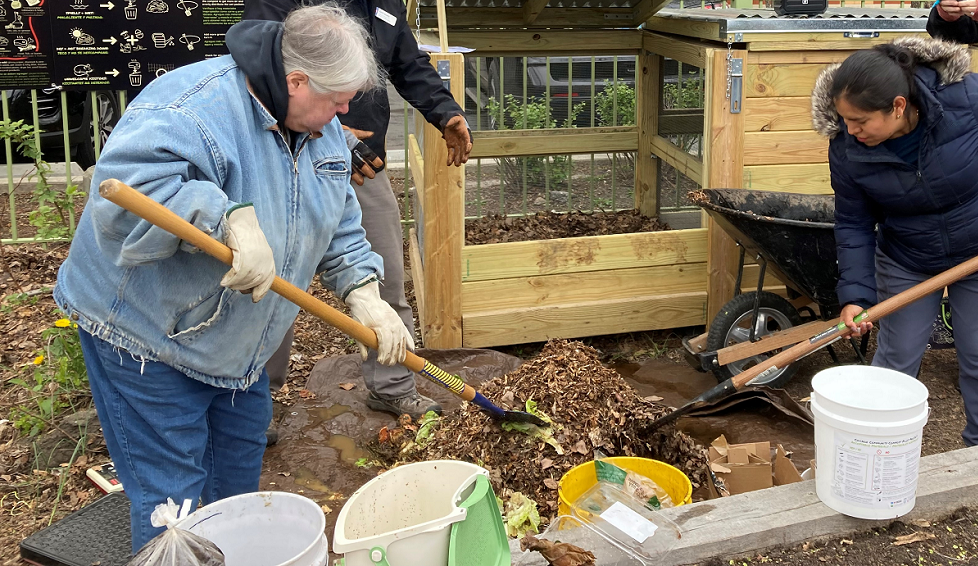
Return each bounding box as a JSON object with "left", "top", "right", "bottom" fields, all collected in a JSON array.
[
  {"left": 50, "top": 0, "right": 205, "bottom": 90},
  {"left": 831, "top": 431, "right": 922, "bottom": 509},
  {"left": 0, "top": 0, "right": 56, "bottom": 88},
  {"left": 202, "top": 0, "right": 241, "bottom": 58}
]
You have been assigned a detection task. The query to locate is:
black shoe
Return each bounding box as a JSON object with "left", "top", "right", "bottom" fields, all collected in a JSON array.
[{"left": 365, "top": 392, "right": 442, "bottom": 420}]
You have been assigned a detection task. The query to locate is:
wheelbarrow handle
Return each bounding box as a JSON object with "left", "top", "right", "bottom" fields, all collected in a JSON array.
[{"left": 98, "top": 179, "right": 481, "bottom": 404}]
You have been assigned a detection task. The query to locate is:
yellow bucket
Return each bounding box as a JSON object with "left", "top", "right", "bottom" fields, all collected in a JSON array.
[{"left": 557, "top": 457, "right": 692, "bottom": 516}]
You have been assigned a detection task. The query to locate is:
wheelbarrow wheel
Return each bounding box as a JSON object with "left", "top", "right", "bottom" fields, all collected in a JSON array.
[{"left": 705, "top": 291, "right": 803, "bottom": 388}]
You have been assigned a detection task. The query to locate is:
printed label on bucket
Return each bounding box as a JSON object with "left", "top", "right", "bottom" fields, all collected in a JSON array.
[{"left": 831, "top": 431, "right": 921, "bottom": 508}]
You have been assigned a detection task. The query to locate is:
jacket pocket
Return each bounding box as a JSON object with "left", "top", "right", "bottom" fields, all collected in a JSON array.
[
  {"left": 314, "top": 157, "right": 349, "bottom": 178},
  {"left": 167, "top": 287, "right": 235, "bottom": 343}
]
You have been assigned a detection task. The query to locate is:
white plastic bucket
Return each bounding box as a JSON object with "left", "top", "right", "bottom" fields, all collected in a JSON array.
[
  {"left": 332, "top": 460, "right": 488, "bottom": 566},
  {"left": 176, "top": 491, "right": 328, "bottom": 566},
  {"left": 811, "top": 366, "right": 929, "bottom": 520}
]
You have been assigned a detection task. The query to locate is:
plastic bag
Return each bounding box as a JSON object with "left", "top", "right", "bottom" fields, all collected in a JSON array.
[
  {"left": 593, "top": 450, "right": 674, "bottom": 510},
  {"left": 127, "top": 498, "right": 225, "bottom": 566}
]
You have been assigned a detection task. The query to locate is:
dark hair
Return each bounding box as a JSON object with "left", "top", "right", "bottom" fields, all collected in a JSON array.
[{"left": 830, "top": 44, "right": 918, "bottom": 113}]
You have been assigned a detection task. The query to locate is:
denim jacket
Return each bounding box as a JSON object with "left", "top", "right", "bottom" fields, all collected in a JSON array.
[{"left": 54, "top": 55, "right": 383, "bottom": 389}]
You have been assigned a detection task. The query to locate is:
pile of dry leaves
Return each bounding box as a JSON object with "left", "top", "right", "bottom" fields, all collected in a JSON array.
[
  {"left": 373, "top": 340, "right": 708, "bottom": 517},
  {"left": 465, "top": 210, "right": 669, "bottom": 245}
]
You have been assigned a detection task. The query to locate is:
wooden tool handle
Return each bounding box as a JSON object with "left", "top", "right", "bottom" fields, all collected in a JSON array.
[
  {"left": 730, "top": 250, "right": 978, "bottom": 389},
  {"left": 98, "top": 178, "right": 440, "bottom": 378}
]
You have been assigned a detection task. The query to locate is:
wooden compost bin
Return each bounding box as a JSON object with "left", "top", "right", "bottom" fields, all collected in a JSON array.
[{"left": 408, "top": 5, "right": 938, "bottom": 350}]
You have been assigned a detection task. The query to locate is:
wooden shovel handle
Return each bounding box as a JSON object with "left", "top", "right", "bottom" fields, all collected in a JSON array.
[
  {"left": 97, "top": 178, "right": 469, "bottom": 391},
  {"left": 731, "top": 249, "right": 978, "bottom": 389}
]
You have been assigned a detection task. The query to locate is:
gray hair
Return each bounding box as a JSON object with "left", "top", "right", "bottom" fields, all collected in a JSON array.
[{"left": 280, "top": 3, "right": 383, "bottom": 94}]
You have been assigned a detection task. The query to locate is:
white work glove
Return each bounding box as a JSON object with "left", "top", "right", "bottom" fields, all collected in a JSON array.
[
  {"left": 345, "top": 277, "right": 414, "bottom": 366},
  {"left": 220, "top": 204, "right": 276, "bottom": 302}
]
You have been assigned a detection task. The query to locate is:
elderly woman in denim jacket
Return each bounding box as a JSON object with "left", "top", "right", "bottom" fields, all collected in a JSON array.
[
  {"left": 53, "top": 5, "right": 407, "bottom": 551},
  {"left": 811, "top": 37, "right": 978, "bottom": 450}
]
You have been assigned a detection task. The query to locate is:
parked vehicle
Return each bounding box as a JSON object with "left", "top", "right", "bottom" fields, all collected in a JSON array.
[{"left": 2, "top": 89, "right": 120, "bottom": 169}]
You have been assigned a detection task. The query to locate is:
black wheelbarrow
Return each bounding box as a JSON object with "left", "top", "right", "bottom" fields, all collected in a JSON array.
[{"left": 683, "top": 189, "right": 870, "bottom": 388}]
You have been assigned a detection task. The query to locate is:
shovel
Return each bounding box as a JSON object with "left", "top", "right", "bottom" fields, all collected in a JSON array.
[
  {"left": 98, "top": 179, "right": 548, "bottom": 428},
  {"left": 647, "top": 249, "right": 978, "bottom": 431}
]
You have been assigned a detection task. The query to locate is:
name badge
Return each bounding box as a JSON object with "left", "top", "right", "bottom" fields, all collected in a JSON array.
[{"left": 375, "top": 7, "right": 397, "bottom": 26}]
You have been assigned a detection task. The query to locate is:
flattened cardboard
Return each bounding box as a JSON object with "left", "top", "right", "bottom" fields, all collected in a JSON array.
[{"left": 707, "top": 435, "right": 803, "bottom": 498}]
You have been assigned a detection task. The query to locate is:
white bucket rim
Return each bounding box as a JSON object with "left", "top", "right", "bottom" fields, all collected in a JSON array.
[
  {"left": 177, "top": 491, "right": 326, "bottom": 562},
  {"left": 811, "top": 366, "right": 929, "bottom": 412},
  {"left": 811, "top": 396, "right": 929, "bottom": 434}
]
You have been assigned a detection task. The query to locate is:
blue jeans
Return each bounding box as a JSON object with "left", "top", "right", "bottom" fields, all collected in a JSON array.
[
  {"left": 872, "top": 250, "right": 978, "bottom": 447},
  {"left": 79, "top": 329, "right": 271, "bottom": 553}
]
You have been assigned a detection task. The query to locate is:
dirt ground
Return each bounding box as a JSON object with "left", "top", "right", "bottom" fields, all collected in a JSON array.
[{"left": 0, "top": 184, "right": 975, "bottom": 565}]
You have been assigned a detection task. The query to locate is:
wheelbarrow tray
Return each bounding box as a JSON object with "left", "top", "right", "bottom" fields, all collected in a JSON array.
[{"left": 693, "top": 189, "right": 839, "bottom": 308}]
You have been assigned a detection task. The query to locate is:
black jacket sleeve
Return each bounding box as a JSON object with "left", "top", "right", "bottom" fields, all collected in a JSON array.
[
  {"left": 385, "top": 1, "right": 464, "bottom": 132},
  {"left": 242, "top": 0, "right": 296, "bottom": 20},
  {"left": 927, "top": 3, "right": 978, "bottom": 44}
]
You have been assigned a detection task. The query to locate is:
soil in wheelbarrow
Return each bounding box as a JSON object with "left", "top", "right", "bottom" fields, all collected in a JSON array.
[
  {"left": 371, "top": 340, "right": 710, "bottom": 520},
  {"left": 465, "top": 210, "right": 670, "bottom": 245}
]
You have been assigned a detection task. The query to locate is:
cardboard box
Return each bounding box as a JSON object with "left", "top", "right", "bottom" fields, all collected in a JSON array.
[{"left": 707, "top": 435, "right": 803, "bottom": 498}]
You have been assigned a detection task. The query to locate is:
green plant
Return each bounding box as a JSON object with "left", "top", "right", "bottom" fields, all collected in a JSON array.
[
  {"left": 10, "top": 318, "right": 89, "bottom": 436},
  {"left": 593, "top": 82, "right": 636, "bottom": 127},
  {"left": 0, "top": 120, "right": 83, "bottom": 240},
  {"left": 486, "top": 94, "right": 586, "bottom": 190},
  {"left": 1, "top": 291, "right": 42, "bottom": 315}
]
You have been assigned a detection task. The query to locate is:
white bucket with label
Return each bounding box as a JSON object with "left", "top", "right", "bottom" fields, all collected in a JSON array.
[
  {"left": 176, "top": 491, "right": 328, "bottom": 566},
  {"left": 811, "top": 366, "right": 929, "bottom": 520}
]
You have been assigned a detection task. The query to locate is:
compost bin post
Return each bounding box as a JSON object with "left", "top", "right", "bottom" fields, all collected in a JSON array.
[
  {"left": 704, "top": 46, "right": 746, "bottom": 321},
  {"left": 421, "top": 50, "right": 465, "bottom": 349},
  {"left": 635, "top": 32, "right": 662, "bottom": 218}
]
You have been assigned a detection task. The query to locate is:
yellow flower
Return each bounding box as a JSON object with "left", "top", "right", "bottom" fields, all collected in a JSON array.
[
  {"left": 54, "top": 319, "right": 71, "bottom": 328},
  {"left": 33, "top": 355, "right": 44, "bottom": 365},
  {"left": 72, "top": 323, "right": 78, "bottom": 329}
]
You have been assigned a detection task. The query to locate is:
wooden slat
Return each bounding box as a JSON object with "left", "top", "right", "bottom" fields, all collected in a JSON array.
[
  {"left": 643, "top": 31, "right": 708, "bottom": 69},
  {"left": 643, "top": 18, "right": 721, "bottom": 42},
  {"left": 462, "top": 292, "right": 707, "bottom": 348},
  {"left": 972, "top": 47, "right": 978, "bottom": 74},
  {"left": 744, "top": 131, "right": 828, "bottom": 166},
  {"left": 408, "top": 228, "right": 426, "bottom": 339},
  {"left": 635, "top": 47, "right": 660, "bottom": 216},
  {"left": 437, "top": 29, "right": 642, "bottom": 56},
  {"left": 744, "top": 97, "right": 814, "bottom": 132},
  {"left": 408, "top": 134, "right": 424, "bottom": 200},
  {"left": 744, "top": 163, "right": 832, "bottom": 194},
  {"left": 522, "top": 0, "right": 550, "bottom": 24},
  {"left": 421, "top": 53, "right": 465, "bottom": 349},
  {"left": 746, "top": 63, "right": 824, "bottom": 98},
  {"left": 704, "top": 47, "right": 746, "bottom": 321},
  {"left": 650, "top": 135, "right": 703, "bottom": 185},
  {"left": 469, "top": 127, "right": 638, "bottom": 159},
  {"left": 461, "top": 228, "right": 708, "bottom": 282},
  {"left": 743, "top": 32, "right": 928, "bottom": 52},
  {"left": 421, "top": 7, "right": 633, "bottom": 28},
  {"left": 748, "top": 51, "right": 855, "bottom": 65},
  {"left": 631, "top": 0, "right": 673, "bottom": 26},
  {"left": 436, "top": 0, "right": 449, "bottom": 52},
  {"left": 462, "top": 263, "right": 707, "bottom": 312}
]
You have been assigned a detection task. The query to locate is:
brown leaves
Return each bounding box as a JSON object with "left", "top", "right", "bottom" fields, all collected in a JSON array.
[
  {"left": 466, "top": 211, "right": 668, "bottom": 246},
  {"left": 520, "top": 534, "right": 596, "bottom": 566},
  {"left": 338, "top": 383, "right": 356, "bottom": 391},
  {"left": 543, "top": 478, "right": 559, "bottom": 490},
  {"left": 298, "top": 389, "right": 316, "bottom": 399},
  {"left": 892, "top": 532, "right": 936, "bottom": 546}
]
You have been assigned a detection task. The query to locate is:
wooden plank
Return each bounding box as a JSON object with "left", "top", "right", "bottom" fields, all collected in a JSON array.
[
  {"left": 436, "top": 0, "right": 448, "bottom": 52},
  {"left": 650, "top": 135, "right": 703, "bottom": 185},
  {"left": 743, "top": 32, "right": 929, "bottom": 52},
  {"left": 704, "top": 48, "right": 746, "bottom": 321},
  {"left": 422, "top": 7, "right": 634, "bottom": 28},
  {"left": 748, "top": 51, "right": 855, "bottom": 65},
  {"left": 462, "top": 263, "right": 707, "bottom": 312},
  {"left": 462, "top": 292, "right": 707, "bottom": 348},
  {"left": 469, "top": 126, "right": 638, "bottom": 158},
  {"left": 971, "top": 47, "right": 978, "bottom": 74},
  {"left": 744, "top": 97, "right": 813, "bottom": 132},
  {"left": 631, "top": 0, "right": 673, "bottom": 26},
  {"left": 408, "top": 228, "right": 426, "bottom": 338},
  {"left": 743, "top": 163, "right": 832, "bottom": 194},
  {"left": 643, "top": 31, "right": 708, "bottom": 69},
  {"left": 522, "top": 0, "right": 550, "bottom": 25},
  {"left": 408, "top": 134, "right": 424, "bottom": 200},
  {"left": 635, "top": 46, "right": 660, "bottom": 216},
  {"left": 462, "top": 228, "right": 708, "bottom": 282},
  {"left": 716, "top": 319, "right": 827, "bottom": 366},
  {"left": 421, "top": 52, "right": 465, "bottom": 349},
  {"left": 744, "top": 131, "right": 828, "bottom": 166},
  {"left": 439, "top": 29, "right": 641, "bottom": 56},
  {"left": 746, "top": 63, "right": 823, "bottom": 98},
  {"left": 643, "top": 18, "right": 721, "bottom": 42}
]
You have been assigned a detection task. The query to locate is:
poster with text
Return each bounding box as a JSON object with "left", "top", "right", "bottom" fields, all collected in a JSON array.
[
  {"left": 202, "top": 0, "right": 241, "bottom": 58},
  {"left": 0, "top": 0, "right": 55, "bottom": 89}
]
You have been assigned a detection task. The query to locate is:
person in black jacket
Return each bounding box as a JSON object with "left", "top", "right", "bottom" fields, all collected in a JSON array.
[
  {"left": 812, "top": 37, "right": 978, "bottom": 448},
  {"left": 244, "top": 0, "right": 471, "bottom": 433},
  {"left": 927, "top": 0, "right": 978, "bottom": 43}
]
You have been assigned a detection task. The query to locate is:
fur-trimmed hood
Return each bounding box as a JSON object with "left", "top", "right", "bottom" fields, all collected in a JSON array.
[{"left": 811, "top": 36, "right": 972, "bottom": 138}]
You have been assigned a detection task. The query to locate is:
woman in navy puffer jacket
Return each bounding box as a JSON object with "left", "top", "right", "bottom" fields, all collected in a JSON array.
[{"left": 812, "top": 37, "right": 978, "bottom": 447}]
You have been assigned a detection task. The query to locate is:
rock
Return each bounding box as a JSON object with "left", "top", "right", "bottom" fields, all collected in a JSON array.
[{"left": 61, "top": 408, "right": 99, "bottom": 428}]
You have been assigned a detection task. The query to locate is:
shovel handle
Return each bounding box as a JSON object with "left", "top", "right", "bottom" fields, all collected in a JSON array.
[{"left": 98, "top": 179, "right": 481, "bottom": 403}]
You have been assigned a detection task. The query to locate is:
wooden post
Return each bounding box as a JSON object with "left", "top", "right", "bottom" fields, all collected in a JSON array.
[
  {"left": 421, "top": 52, "right": 465, "bottom": 348},
  {"left": 635, "top": 32, "right": 661, "bottom": 217},
  {"left": 436, "top": 0, "right": 449, "bottom": 53},
  {"left": 704, "top": 47, "right": 747, "bottom": 320}
]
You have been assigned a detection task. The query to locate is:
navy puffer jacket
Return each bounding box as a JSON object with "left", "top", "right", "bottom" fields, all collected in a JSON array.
[{"left": 812, "top": 36, "right": 978, "bottom": 308}]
